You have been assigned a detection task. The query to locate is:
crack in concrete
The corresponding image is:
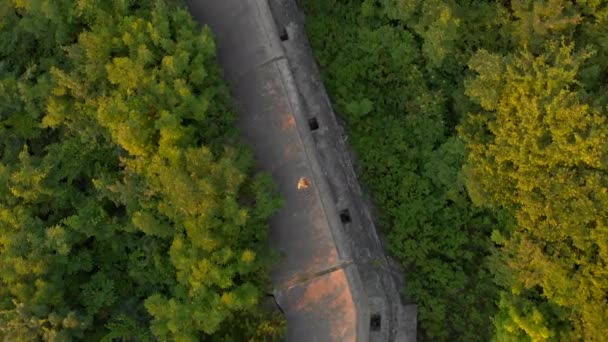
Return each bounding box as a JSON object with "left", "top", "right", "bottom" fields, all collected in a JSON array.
[
  {"left": 236, "top": 55, "right": 287, "bottom": 85},
  {"left": 277, "top": 259, "right": 354, "bottom": 291}
]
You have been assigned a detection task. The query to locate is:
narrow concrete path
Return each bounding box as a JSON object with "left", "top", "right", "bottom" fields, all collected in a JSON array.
[{"left": 184, "top": 1, "right": 367, "bottom": 341}]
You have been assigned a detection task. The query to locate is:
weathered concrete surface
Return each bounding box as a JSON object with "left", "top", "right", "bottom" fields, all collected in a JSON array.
[
  {"left": 184, "top": 1, "right": 367, "bottom": 341},
  {"left": 184, "top": 0, "right": 417, "bottom": 341},
  {"left": 267, "top": 1, "right": 417, "bottom": 341}
]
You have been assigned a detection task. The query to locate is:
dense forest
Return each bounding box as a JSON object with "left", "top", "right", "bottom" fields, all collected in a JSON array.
[
  {"left": 303, "top": 0, "right": 608, "bottom": 340},
  {"left": 0, "top": 0, "right": 284, "bottom": 340}
]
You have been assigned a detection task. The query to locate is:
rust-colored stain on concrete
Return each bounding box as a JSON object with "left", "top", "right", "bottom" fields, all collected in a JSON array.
[
  {"left": 294, "top": 269, "right": 356, "bottom": 342},
  {"left": 281, "top": 113, "right": 297, "bottom": 131},
  {"left": 283, "top": 141, "right": 300, "bottom": 160}
]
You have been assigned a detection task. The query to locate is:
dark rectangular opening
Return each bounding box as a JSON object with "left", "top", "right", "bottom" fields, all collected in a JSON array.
[
  {"left": 279, "top": 28, "right": 289, "bottom": 41},
  {"left": 339, "top": 209, "right": 351, "bottom": 223},
  {"left": 370, "top": 314, "right": 381, "bottom": 331},
  {"left": 308, "top": 117, "right": 319, "bottom": 131}
]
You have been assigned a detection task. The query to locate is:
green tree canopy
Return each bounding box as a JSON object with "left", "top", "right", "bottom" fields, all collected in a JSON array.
[
  {"left": 0, "top": 0, "right": 284, "bottom": 340},
  {"left": 462, "top": 40, "right": 608, "bottom": 342},
  {"left": 304, "top": 0, "right": 608, "bottom": 340}
]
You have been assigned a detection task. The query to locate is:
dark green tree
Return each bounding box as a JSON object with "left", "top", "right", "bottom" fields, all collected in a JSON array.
[
  {"left": 0, "top": 0, "right": 284, "bottom": 340},
  {"left": 304, "top": 0, "right": 608, "bottom": 340}
]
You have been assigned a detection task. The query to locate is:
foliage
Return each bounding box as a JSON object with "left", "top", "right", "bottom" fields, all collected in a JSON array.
[
  {"left": 462, "top": 32, "right": 608, "bottom": 342},
  {"left": 0, "top": 0, "right": 284, "bottom": 340},
  {"left": 303, "top": 0, "right": 500, "bottom": 340},
  {"left": 304, "top": 0, "right": 608, "bottom": 340}
]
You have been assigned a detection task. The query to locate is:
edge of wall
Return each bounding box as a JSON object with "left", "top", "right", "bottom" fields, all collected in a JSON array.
[
  {"left": 252, "top": 1, "right": 371, "bottom": 339},
  {"left": 266, "top": 1, "right": 417, "bottom": 341}
]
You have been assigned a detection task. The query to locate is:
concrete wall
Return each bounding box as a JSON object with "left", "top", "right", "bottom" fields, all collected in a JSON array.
[{"left": 184, "top": 1, "right": 416, "bottom": 340}]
